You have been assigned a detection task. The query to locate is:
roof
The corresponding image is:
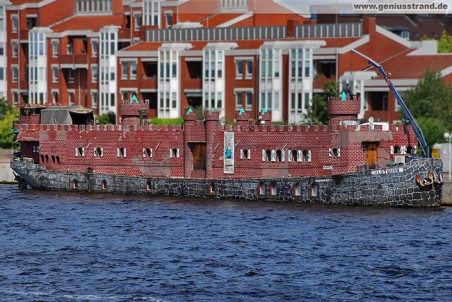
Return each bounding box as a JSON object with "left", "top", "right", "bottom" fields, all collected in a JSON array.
[
  {"left": 369, "top": 51, "right": 452, "bottom": 79},
  {"left": 51, "top": 15, "right": 124, "bottom": 32}
]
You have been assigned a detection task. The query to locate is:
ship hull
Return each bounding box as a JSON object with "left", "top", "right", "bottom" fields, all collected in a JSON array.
[{"left": 11, "top": 157, "right": 443, "bottom": 207}]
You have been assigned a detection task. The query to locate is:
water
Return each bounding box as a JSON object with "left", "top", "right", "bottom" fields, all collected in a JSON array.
[{"left": 0, "top": 185, "right": 451, "bottom": 301}]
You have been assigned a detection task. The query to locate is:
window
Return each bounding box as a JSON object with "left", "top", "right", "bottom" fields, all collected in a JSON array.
[
  {"left": 52, "top": 91, "right": 59, "bottom": 103},
  {"left": 91, "top": 39, "right": 98, "bottom": 57},
  {"left": 68, "top": 69, "right": 75, "bottom": 83},
  {"left": 294, "top": 183, "right": 302, "bottom": 196},
  {"left": 135, "top": 14, "right": 142, "bottom": 31},
  {"left": 94, "top": 147, "right": 104, "bottom": 157},
  {"left": 121, "top": 61, "right": 137, "bottom": 80},
  {"left": 258, "top": 182, "right": 265, "bottom": 195},
  {"left": 52, "top": 66, "right": 59, "bottom": 82},
  {"left": 69, "top": 92, "right": 75, "bottom": 106},
  {"left": 143, "top": 148, "right": 153, "bottom": 157},
  {"left": 67, "top": 43, "right": 73, "bottom": 55},
  {"left": 12, "top": 41, "right": 18, "bottom": 57},
  {"left": 270, "top": 182, "right": 278, "bottom": 196},
  {"left": 144, "top": 0, "right": 161, "bottom": 27},
  {"left": 310, "top": 184, "right": 319, "bottom": 197},
  {"left": 170, "top": 148, "right": 180, "bottom": 158},
  {"left": 12, "top": 92, "right": 19, "bottom": 105},
  {"left": 12, "top": 66, "right": 18, "bottom": 82},
  {"left": 121, "top": 61, "right": 128, "bottom": 79},
  {"left": 91, "top": 91, "right": 98, "bottom": 108},
  {"left": 117, "top": 147, "right": 127, "bottom": 158},
  {"left": 401, "top": 31, "right": 409, "bottom": 40},
  {"left": 92, "top": 65, "right": 98, "bottom": 82},
  {"left": 246, "top": 92, "right": 253, "bottom": 110},
  {"left": 235, "top": 91, "right": 243, "bottom": 110},
  {"left": 303, "top": 150, "right": 311, "bottom": 162},
  {"left": 165, "top": 11, "right": 173, "bottom": 28},
  {"left": 236, "top": 60, "right": 243, "bottom": 79},
  {"left": 246, "top": 60, "right": 253, "bottom": 79},
  {"left": 52, "top": 40, "right": 59, "bottom": 57},
  {"left": 0, "top": 68, "right": 3, "bottom": 81},
  {"left": 240, "top": 149, "right": 251, "bottom": 160},
  {"left": 75, "top": 147, "right": 85, "bottom": 157},
  {"left": 0, "top": 42, "right": 4, "bottom": 55},
  {"left": 11, "top": 15, "right": 18, "bottom": 33}
]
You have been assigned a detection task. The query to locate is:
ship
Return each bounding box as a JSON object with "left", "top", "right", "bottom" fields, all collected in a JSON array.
[{"left": 10, "top": 51, "right": 443, "bottom": 207}]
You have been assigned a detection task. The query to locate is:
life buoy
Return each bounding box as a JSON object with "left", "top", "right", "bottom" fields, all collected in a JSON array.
[{"left": 416, "top": 173, "right": 433, "bottom": 187}]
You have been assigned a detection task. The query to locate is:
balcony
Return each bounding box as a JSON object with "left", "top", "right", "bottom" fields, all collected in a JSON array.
[
  {"left": 59, "top": 54, "right": 89, "bottom": 69},
  {"left": 139, "top": 76, "right": 158, "bottom": 91},
  {"left": 183, "top": 78, "right": 202, "bottom": 90}
]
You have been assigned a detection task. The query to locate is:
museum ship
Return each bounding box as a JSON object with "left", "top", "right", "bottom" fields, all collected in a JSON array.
[{"left": 10, "top": 52, "right": 443, "bottom": 207}]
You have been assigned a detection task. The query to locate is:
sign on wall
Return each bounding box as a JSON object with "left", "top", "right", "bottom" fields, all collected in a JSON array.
[{"left": 224, "top": 132, "right": 234, "bottom": 174}]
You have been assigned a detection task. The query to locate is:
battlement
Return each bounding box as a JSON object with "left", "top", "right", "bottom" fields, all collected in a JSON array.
[
  {"left": 119, "top": 100, "right": 149, "bottom": 117},
  {"left": 328, "top": 96, "right": 360, "bottom": 125}
]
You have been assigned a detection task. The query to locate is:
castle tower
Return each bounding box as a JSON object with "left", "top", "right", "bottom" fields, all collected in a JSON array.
[
  {"left": 205, "top": 111, "right": 220, "bottom": 179},
  {"left": 327, "top": 95, "right": 360, "bottom": 126},
  {"left": 119, "top": 98, "right": 149, "bottom": 126}
]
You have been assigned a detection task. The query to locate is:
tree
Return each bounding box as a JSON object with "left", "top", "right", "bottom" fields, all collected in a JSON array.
[
  {"left": 306, "top": 80, "right": 339, "bottom": 125},
  {"left": 95, "top": 112, "right": 116, "bottom": 125},
  {"left": 0, "top": 98, "right": 19, "bottom": 148},
  {"left": 404, "top": 70, "right": 452, "bottom": 147},
  {"left": 438, "top": 30, "right": 452, "bottom": 53}
]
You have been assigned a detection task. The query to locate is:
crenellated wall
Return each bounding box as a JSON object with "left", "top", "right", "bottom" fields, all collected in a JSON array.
[{"left": 16, "top": 102, "right": 417, "bottom": 180}]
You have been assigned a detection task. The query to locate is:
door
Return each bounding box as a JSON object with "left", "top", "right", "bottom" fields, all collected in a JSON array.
[
  {"left": 367, "top": 143, "right": 378, "bottom": 168},
  {"left": 190, "top": 143, "right": 206, "bottom": 171}
]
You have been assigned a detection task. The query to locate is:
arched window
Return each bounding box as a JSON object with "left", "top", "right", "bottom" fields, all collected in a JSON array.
[
  {"left": 266, "top": 150, "right": 271, "bottom": 161},
  {"left": 270, "top": 182, "right": 278, "bottom": 196},
  {"left": 297, "top": 150, "right": 303, "bottom": 162},
  {"left": 303, "top": 150, "right": 311, "bottom": 162},
  {"left": 258, "top": 182, "right": 265, "bottom": 195},
  {"left": 294, "top": 183, "right": 302, "bottom": 196},
  {"left": 276, "top": 150, "right": 282, "bottom": 162},
  {"left": 271, "top": 150, "right": 277, "bottom": 162},
  {"left": 310, "top": 183, "right": 319, "bottom": 197}
]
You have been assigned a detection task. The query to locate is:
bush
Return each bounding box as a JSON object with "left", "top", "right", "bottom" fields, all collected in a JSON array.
[
  {"left": 96, "top": 112, "right": 116, "bottom": 125},
  {"left": 149, "top": 118, "right": 184, "bottom": 125}
]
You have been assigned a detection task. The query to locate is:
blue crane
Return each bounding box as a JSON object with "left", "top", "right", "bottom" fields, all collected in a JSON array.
[{"left": 352, "top": 49, "right": 430, "bottom": 157}]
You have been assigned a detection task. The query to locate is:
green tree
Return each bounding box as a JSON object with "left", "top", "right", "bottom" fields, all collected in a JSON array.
[
  {"left": 95, "top": 112, "right": 116, "bottom": 125},
  {"left": 438, "top": 30, "right": 452, "bottom": 53},
  {"left": 306, "top": 80, "right": 339, "bottom": 125},
  {"left": 0, "top": 98, "right": 19, "bottom": 148},
  {"left": 404, "top": 70, "right": 452, "bottom": 148}
]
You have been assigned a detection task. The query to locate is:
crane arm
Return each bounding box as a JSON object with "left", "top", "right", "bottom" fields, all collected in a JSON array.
[{"left": 352, "top": 49, "right": 429, "bottom": 157}]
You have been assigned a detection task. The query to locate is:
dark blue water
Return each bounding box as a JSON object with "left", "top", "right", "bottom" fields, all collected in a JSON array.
[{"left": 0, "top": 185, "right": 451, "bottom": 301}]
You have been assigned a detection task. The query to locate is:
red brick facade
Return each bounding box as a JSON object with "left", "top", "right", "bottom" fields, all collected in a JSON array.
[{"left": 16, "top": 97, "right": 417, "bottom": 180}]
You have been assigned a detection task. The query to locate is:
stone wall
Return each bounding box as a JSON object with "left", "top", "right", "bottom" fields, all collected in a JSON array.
[{"left": 11, "top": 157, "right": 443, "bottom": 207}]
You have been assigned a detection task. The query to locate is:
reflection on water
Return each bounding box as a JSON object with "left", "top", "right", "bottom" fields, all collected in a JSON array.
[{"left": 0, "top": 186, "right": 451, "bottom": 301}]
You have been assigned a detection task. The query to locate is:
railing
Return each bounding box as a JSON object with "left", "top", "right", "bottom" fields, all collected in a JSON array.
[
  {"left": 295, "top": 23, "right": 362, "bottom": 38},
  {"left": 59, "top": 54, "right": 89, "bottom": 66},
  {"left": 145, "top": 22, "right": 362, "bottom": 42}
]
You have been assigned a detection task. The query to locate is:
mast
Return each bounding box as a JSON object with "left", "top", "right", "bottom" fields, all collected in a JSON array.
[{"left": 352, "top": 49, "right": 429, "bottom": 157}]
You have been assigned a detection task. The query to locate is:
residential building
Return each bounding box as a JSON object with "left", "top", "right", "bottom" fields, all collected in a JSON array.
[{"left": 3, "top": 1, "right": 452, "bottom": 124}]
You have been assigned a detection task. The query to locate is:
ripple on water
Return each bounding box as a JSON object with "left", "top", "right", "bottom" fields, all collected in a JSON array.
[{"left": 0, "top": 186, "right": 451, "bottom": 301}]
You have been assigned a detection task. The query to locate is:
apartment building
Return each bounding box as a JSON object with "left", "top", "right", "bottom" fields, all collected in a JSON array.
[{"left": 3, "top": 0, "right": 452, "bottom": 124}]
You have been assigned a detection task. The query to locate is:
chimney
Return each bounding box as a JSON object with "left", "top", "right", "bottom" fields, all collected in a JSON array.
[{"left": 363, "top": 16, "right": 376, "bottom": 35}]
